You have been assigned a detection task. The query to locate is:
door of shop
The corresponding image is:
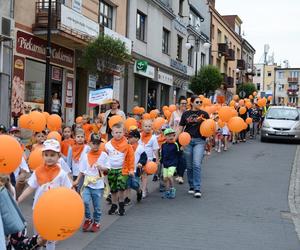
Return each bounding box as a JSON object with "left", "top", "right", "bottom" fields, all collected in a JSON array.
[{"left": 148, "top": 81, "right": 158, "bottom": 112}]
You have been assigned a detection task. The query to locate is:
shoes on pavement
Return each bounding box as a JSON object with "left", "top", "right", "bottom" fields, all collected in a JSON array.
[
  {"left": 82, "top": 219, "right": 93, "bottom": 232},
  {"left": 224, "top": 147, "right": 228, "bottom": 151},
  {"left": 217, "top": 149, "right": 221, "bottom": 153},
  {"left": 175, "top": 176, "right": 180, "bottom": 182},
  {"left": 137, "top": 189, "right": 143, "bottom": 202},
  {"left": 118, "top": 202, "right": 125, "bottom": 216},
  {"left": 178, "top": 177, "right": 184, "bottom": 184},
  {"left": 124, "top": 197, "right": 131, "bottom": 206},
  {"left": 108, "top": 204, "right": 118, "bottom": 215},
  {"left": 106, "top": 194, "right": 112, "bottom": 204},
  {"left": 169, "top": 188, "right": 176, "bottom": 199},
  {"left": 90, "top": 222, "right": 101, "bottom": 233},
  {"left": 142, "top": 191, "right": 147, "bottom": 199},
  {"left": 152, "top": 174, "right": 158, "bottom": 182},
  {"left": 194, "top": 190, "right": 202, "bottom": 198},
  {"left": 162, "top": 190, "right": 170, "bottom": 199},
  {"left": 188, "top": 188, "right": 194, "bottom": 194}
]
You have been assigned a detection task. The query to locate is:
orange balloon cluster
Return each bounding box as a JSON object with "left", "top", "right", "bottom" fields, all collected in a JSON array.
[
  {"left": 144, "top": 161, "right": 158, "bottom": 175},
  {"left": 108, "top": 115, "right": 124, "bottom": 128},
  {"left": 0, "top": 135, "right": 23, "bottom": 174},
  {"left": 200, "top": 119, "right": 216, "bottom": 137},
  {"left": 47, "top": 114, "right": 62, "bottom": 131},
  {"left": 239, "top": 107, "right": 247, "bottom": 115},
  {"left": 142, "top": 113, "right": 151, "bottom": 120},
  {"left": 47, "top": 131, "right": 62, "bottom": 143},
  {"left": 132, "top": 106, "right": 145, "bottom": 115},
  {"left": 150, "top": 110, "right": 159, "bottom": 119},
  {"left": 169, "top": 105, "right": 177, "bottom": 112},
  {"left": 257, "top": 98, "right": 267, "bottom": 107},
  {"left": 22, "top": 111, "right": 47, "bottom": 132},
  {"left": 33, "top": 187, "right": 84, "bottom": 241},
  {"left": 124, "top": 117, "right": 138, "bottom": 131},
  {"left": 218, "top": 106, "right": 234, "bottom": 122},
  {"left": 152, "top": 117, "right": 165, "bottom": 131},
  {"left": 227, "top": 117, "right": 246, "bottom": 132}
]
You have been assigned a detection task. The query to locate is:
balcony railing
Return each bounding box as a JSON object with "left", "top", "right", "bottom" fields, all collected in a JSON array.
[
  {"left": 225, "top": 76, "right": 234, "bottom": 88},
  {"left": 225, "top": 48, "right": 235, "bottom": 61},
  {"left": 218, "top": 43, "right": 229, "bottom": 56},
  {"left": 288, "top": 77, "right": 299, "bottom": 83},
  {"left": 237, "top": 59, "right": 245, "bottom": 70},
  {"left": 287, "top": 88, "right": 299, "bottom": 96}
]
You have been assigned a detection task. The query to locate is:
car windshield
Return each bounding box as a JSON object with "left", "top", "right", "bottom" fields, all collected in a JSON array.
[{"left": 266, "top": 108, "right": 299, "bottom": 121}]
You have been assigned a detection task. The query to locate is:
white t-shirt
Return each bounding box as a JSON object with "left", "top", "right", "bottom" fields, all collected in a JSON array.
[
  {"left": 14, "top": 157, "right": 30, "bottom": 179},
  {"left": 170, "top": 110, "right": 182, "bottom": 130},
  {"left": 58, "top": 157, "right": 71, "bottom": 174},
  {"left": 105, "top": 141, "right": 125, "bottom": 169},
  {"left": 134, "top": 144, "right": 146, "bottom": 172},
  {"left": 28, "top": 167, "right": 72, "bottom": 208},
  {"left": 221, "top": 125, "right": 230, "bottom": 135},
  {"left": 67, "top": 145, "right": 90, "bottom": 176},
  {"left": 79, "top": 151, "right": 110, "bottom": 189},
  {"left": 139, "top": 135, "right": 159, "bottom": 161}
]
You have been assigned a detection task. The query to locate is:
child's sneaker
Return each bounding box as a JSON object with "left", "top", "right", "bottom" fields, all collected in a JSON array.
[
  {"left": 152, "top": 174, "right": 158, "bottom": 182},
  {"left": 106, "top": 194, "right": 112, "bottom": 204},
  {"left": 142, "top": 191, "right": 147, "bottom": 199},
  {"left": 188, "top": 188, "right": 194, "bottom": 194},
  {"left": 169, "top": 188, "right": 176, "bottom": 199},
  {"left": 178, "top": 177, "right": 184, "bottom": 184},
  {"left": 90, "top": 222, "right": 100, "bottom": 233},
  {"left": 161, "top": 190, "right": 170, "bottom": 199},
  {"left": 108, "top": 204, "right": 118, "bottom": 215},
  {"left": 82, "top": 219, "right": 93, "bottom": 232},
  {"left": 159, "top": 183, "right": 165, "bottom": 192},
  {"left": 124, "top": 197, "right": 131, "bottom": 206},
  {"left": 118, "top": 202, "right": 125, "bottom": 216},
  {"left": 137, "top": 189, "right": 143, "bottom": 202}
]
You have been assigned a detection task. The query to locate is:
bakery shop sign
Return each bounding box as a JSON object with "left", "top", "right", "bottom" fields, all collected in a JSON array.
[{"left": 16, "top": 30, "right": 74, "bottom": 68}]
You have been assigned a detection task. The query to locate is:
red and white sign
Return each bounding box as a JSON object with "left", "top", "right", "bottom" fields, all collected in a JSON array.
[
  {"left": 65, "top": 72, "right": 74, "bottom": 107},
  {"left": 51, "top": 66, "right": 62, "bottom": 81},
  {"left": 16, "top": 30, "right": 74, "bottom": 68}
]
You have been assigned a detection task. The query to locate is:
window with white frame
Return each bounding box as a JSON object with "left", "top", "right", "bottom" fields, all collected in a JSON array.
[
  {"left": 162, "top": 28, "right": 170, "bottom": 54},
  {"left": 99, "top": 1, "right": 113, "bottom": 29},
  {"left": 290, "top": 71, "right": 299, "bottom": 78},
  {"left": 136, "top": 11, "right": 147, "bottom": 41},
  {"left": 188, "top": 46, "right": 194, "bottom": 66},
  {"left": 278, "top": 71, "right": 284, "bottom": 79}
]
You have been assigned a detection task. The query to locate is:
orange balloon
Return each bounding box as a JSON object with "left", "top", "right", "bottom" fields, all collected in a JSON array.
[
  {"left": 138, "top": 107, "right": 145, "bottom": 115},
  {"left": 150, "top": 110, "right": 159, "bottom": 119},
  {"left": 239, "top": 107, "right": 247, "bottom": 115},
  {"left": 178, "top": 132, "right": 191, "bottom": 146},
  {"left": 132, "top": 106, "right": 140, "bottom": 115},
  {"left": 47, "top": 114, "right": 62, "bottom": 131},
  {"left": 33, "top": 187, "right": 84, "bottom": 241},
  {"left": 199, "top": 95, "right": 205, "bottom": 100},
  {"left": 233, "top": 95, "right": 239, "bottom": 101},
  {"left": 19, "top": 114, "right": 30, "bottom": 129},
  {"left": 218, "top": 106, "right": 233, "bottom": 122},
  {"left": 229, "top": 100, "right": 236, "bottom": 107},
  {"left": 47, "top": 131, "right": 62, "bottom": 143},
  {"left": 43, "top": 112, "right": 50, "bottom": 121},
  {"left": 28, "top": 111, "right": 46, "bottom": 132},
  {"left": 227, "top": 117, "right": 245, "bottom": 132},
  {"left": 164, "top": 110, "right": 171, "bottom": 119},
  {"left": 268, "top": 96, "right": 273, "bottom": 101},
  {"left": 144, "top": 161, "right": 158, "bottom": 175},
  {"left": 238, "top": 99, "right": 245, "bottom": 106},
  {"left": 162, "top": 106, "right": 169, "bottom": 111},
  {"left": 143, "top": 113, "right": 151, "bottom": 120},
  {"left": 0, "top": 135, "right": 23, "bottom": 174},
  {"left": 75, "top": 116, "right": 83, "bottom": 124},
  {"left": 203, "top": 98, "right": 211, "bottom": 106},
  {"left": 169, "top": 105, "right": 177, "bottom": 113},
  {"left": 200, "top": 119, "right": 216, "bottom": 137},
  {"left": 245, "top": 101, "right": 252, "bottom": 109},
  {"left": 246, "top": 117, "right": 253, "bottom": 124},
  {"left": 230, "top": 107, "right": 238, "bottom": 117},
  {"left": 124, "top": 118, "right": 137, "bottom": 131},
  {"left": 253, "top": 91, "right": 257, "bottom": 96},
  {"left": 152, "top": 117, "right": 165, "bottom": 131},
  {"left": 257, "top": 98, "right": 266, "bottom": 107},
  {"left": 218, "top": 119, "right": 225, "bottom": 128},
  {"left": 28, "top": 148, "right": 44, "bottom": 170},
  {"left": 108, "top": 115, "right": 124, "bottom": 129}
]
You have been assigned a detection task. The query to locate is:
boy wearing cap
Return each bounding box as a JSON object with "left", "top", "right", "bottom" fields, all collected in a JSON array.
[
  {"left": 18, "top": 139, "right": 72, "bottom": 250},
  {"left": 160, "top": 128, "right": 180, "bottom": 199},
  {"left": 73, "top": 134, "right": 109, "bottom": 232}
]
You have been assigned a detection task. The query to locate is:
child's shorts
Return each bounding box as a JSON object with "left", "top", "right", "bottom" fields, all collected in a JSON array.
[
  {"left": 163, "top": 166, "right": 176, "bottom": 178},
  {"left": 107, "top": 169, "right": 128, "bottom": 193}
]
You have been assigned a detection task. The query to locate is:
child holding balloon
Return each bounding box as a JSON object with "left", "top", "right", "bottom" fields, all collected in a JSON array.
[
  {"left": 73, "top": 134, "right": 109, "bottom": 232},
  {"left": 17, "top": 139, "right": 72, "bottom": 250},
  {"left": 105, "top": 122, "right": 134, "bottom": 216}
]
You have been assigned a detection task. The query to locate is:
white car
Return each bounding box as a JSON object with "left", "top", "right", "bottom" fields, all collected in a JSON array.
[{"left": 261, "top": 106, "right": 300, "bottom": 142}]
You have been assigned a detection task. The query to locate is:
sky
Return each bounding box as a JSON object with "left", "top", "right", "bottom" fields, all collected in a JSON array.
[{"left": 216, "top": 0, "right": 300, "bottom": 67}]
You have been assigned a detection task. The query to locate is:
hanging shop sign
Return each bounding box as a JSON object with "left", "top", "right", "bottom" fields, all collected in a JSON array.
[
  {"left": 134, "top": 60, "right": 155, "bottom": 79},
  {"left": 170, "top": 58, "right": 187, "bottom": 74},
  {"left": 88, "top": 74, "right": 97, "bottom": 89},
  {"left": 16, "top": 31, "right": 74, "bottom": 68},
  {"left": 157, "top": 71, "right": 173, "bottom": 86}
]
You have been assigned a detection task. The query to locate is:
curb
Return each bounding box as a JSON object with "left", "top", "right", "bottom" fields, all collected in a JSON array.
[{"left": 288, "top": 145, "right": 300, "bottom": 239}]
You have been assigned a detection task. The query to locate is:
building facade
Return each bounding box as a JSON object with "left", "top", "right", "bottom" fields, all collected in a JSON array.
[
  {"left": 241, "top": 38, "right": 256, "bottom": 83},
  {"left": 12, "top": 0, "right": 129, "bottom": 124},
  {"left": 0, "top": 0, "right": 14, "bottom": 127},
  {"left": 275, "top": 68, "right": 300, "bottom": 106}
]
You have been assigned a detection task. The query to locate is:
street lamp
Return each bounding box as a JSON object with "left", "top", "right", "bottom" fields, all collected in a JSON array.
[{"left": 185, "top": 34, "right": 200, "bottom": 76}]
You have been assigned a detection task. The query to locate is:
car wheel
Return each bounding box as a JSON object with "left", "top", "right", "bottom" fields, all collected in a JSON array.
[{"left": 260, "top": 136, "right": 267, "bottom": 142}]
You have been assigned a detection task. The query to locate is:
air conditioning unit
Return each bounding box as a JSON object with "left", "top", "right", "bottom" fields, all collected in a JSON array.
[{"left": 0, "top": 16, "right": 14, "bottom": 40}]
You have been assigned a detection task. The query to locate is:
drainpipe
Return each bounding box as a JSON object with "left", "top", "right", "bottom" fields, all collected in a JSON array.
[{"left": 123, "top": 0, "right": 130, "bottom": 114}]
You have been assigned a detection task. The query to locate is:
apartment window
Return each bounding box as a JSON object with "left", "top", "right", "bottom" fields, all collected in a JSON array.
[
  {"left": 237, "top": 48, "right": 240, "bottom": 59},
  {"left": 179, "top": 0, "right": 184, "bottom": 16},
  {"left": 217, "top": 29, "right": 222, "bottom": 43},
  {"left": 278, "top": 71, "right": 284, "bottom": 79},
  {"left": 290, "top": 71, "right": 299, "bottom": 78},
  {"left": 257, "top": 70, "right": 261, "bottom": 77},
  {"left": 267, "top": 71, "right": 272, "bottom": 77},
  {"left": 235, "top": 24, "right": 241, "bottom": 35},
  {"left": 177, "top": 35, "right": 183, "bottom": 61},
  {"left": 216, "top": 58, "right": 221, "bottom": 70},
  {"left": 99, "top": 1, "right": 113, "bottom": 29},
  {"left": 162, "top": 28, "right": 170, "bottom": 54},
  {"left": 224, "top": 35, "right": 228, "bottom": 44},
  {"left": 201, "top": 53, "right": 206, "bottom": 66},
  {"left": 211, "top": 24, "right": 215, "bottom": 40},
  {"left": 188, "top": 46, "right": 194, "bottom": 66},
  {"left": 136, "top": 11, "right": 147, "bottom": 41},
  {"left": 256, "top": 83, "right": 261, "bottom": 91},
  {"left": 278, "top": 84, "right": 284, "bottom": 91},
  {"left": 289, "top": 97, "right": 298, "bottom": 104}
]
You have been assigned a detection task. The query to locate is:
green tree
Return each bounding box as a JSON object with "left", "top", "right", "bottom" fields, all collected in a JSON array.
[
  {"left": 189, "top": 65, "right": 223, "bottom": 95},
  {"left": 237, "top": 82, "right": 257, "bottom": 98},
  {"left": 80, "top": 34, "right": 131, "bottom": 84}
]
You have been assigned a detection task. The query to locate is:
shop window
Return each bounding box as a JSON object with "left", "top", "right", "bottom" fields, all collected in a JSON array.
[
  {"left": 267, "top": 71, "right": 272, "bottom": 77},
  {"left": 256, "top": 83, "right": 260, "bottom": 90},
  {"left": 177, "top": 35, "right": 183, "bottom": 61},
  {"left": 25, "top": 59, "right": 46, "bottom": 105},
  {"left": 201, "top": 53, "right": 206, "bottom": 66},
  {"left": 136, "top": 11, "right": 147, "bottom": 41},
  {"left": 134, "top": 76, "right": 146, "bottom": 107},
  {"left": 161, "top": 85, "right": 170, "bottom": 106},
  {"left": 100, "top": 1, "right": 113, "bottom": 29},
  {"left": 187, "top": 46, "right": 193, "bottom": 66},
  {"left": 162, "top": 28, "right": 170, "bottom": 54}
]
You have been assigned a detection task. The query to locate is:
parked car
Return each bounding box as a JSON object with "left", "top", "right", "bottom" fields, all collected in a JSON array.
[{"left": 261, "top": 106, "right": 300, "bottom": 142}]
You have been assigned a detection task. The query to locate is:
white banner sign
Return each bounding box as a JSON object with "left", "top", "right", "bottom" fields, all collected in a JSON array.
[
  {"left": 72, "top": 0, "right": 82, "bottom": 13},
  {"left": 89, "top": 87, "right": 113, "bottom": 105},
  {"left": 134, "top": 61, "right": 155, "bottom": 79},
  {"left": 104, "top": 27, "right": 132, "bottom": 54},
  {"left": 158, "top": 71, "right": 173, "bottom": 86},
  {"left": 61, "top": 4, "right": 99, "bottom": 37}
]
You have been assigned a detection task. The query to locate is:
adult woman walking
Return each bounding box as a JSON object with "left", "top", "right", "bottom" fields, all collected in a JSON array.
[
  {"left": 177, "top": 95, "right": 209, "bottom": 198},
  {"left": 51, "top": 92, "right": 61, "bottom": 116},
  {"left": 169, "top": 96, "right": 187, "bottom": 184},
  {"left": 100, "top": 99, "right": 126, "bottom": 140}
]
